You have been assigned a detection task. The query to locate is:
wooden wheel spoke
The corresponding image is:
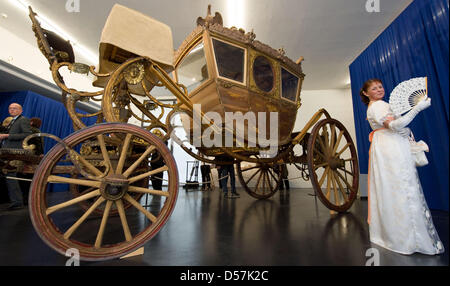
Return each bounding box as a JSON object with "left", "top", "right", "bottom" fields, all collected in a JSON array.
[
  {"left": 330, "top": 124, "right": 336, "bottom": 152},
  {"left": 342, "top": 157, "right": 356, "bottom": 162},
  {"left": 317, "top": 136, "right": 328, "bottom": 157},
  {"left": 336, "top": 143, "right": 351, "bottom": 157},
  {"left": 128, "top": 186, "right": 169, "bottom": 197},
  {"left": 318, "top": 166, "right": 330, "bottom": 188},
  {"left": 115, "top": 199, "right": 132, "bottom": 242},
  {"left": 123, "top": 194, "right": 157, "bottom": 223},
  {"left": 94, "top": 200, "right": 113, "bottom": 248},
  {"left": 332, "top": 130, "right": 344, "bottom": 155},
  {"left": 122, "top": 145, "right": 156, "bottom": 178},
  {"left": 314, "top": 162, "right": 329, "bottom": 170},
  {"left": 325, "top": 168, "right": 331, "bottom": 200},
  {"left": 322, "top": 126, "right": 330, "bottom": 152},
  {"left": 63, "top": 197, "right": 106, "bottom": 239},
  {"left": 315, "top": 148, "right": 327, "bottom": 161},
  {"left": 255, "top": 170, "right": 264, "bottom": 193},
  {"left": 97, "top": 135, "right": 113, "bottom": 174},
  {"left": 332, "top": 171, "right": 348, "bottom": 202},
  {"left": 245, "top": 168, "right": 261, "bottom": 185},
  {"left": 330, "top": 170, "right": 340, "bottom": 206},
  {"left": 267, "top": 168, "right": 280, "bottom": 184},
  {"left": 116, "top": 133, "right": 133, "bottom": 174},
  {"left": 128, "top": 166, "right": 169, "bottom": 184},
  {"left": 71, "top": 150, "right": 103, "bottom": 177},
  {"left": 337, "top": 166, "right": 354, "bottom": 177},
  {"left": 46, "top": 189, "right": 101, "bottom": 215},
  {"left": 48, "top": 175, "right": 102, "bottom": 188},
  {"left": 241, "top": 165, "right": 259, "bottom": 173},
  {"left": 335, "top": 170, "right": 354, "bottom": 191}
]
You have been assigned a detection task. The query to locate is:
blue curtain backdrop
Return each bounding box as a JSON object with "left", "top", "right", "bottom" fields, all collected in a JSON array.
[
  {"left": 350, "top": 0, "right": 449, "bottom": 211},
  {"left": 1, "top": 90, "right": 98, "bottom": 191}
]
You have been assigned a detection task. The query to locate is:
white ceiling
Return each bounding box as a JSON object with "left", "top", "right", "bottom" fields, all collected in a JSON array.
[{"left": 0, "top": 0, "right": 412, "bottom": 90}]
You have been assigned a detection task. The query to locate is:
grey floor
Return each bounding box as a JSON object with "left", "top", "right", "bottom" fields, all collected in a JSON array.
[{"left": 0, "top": 187, "right": 448, "bottom": 266}]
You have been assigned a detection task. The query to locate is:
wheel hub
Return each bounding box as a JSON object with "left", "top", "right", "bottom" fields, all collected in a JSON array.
[
  {"left": 100, "top": 174, "right": 129, "bottom": 200},
  {"left": 329, "top": 157, "right": 343, "bottom": 170}
]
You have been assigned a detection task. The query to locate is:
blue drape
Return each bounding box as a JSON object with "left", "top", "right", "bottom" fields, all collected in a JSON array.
[
  {"left": 349, "top": 0, "right": 449, "bottom": 211},
  {"left": 1, "top": 90, "right": 98, "bottom": 192}
]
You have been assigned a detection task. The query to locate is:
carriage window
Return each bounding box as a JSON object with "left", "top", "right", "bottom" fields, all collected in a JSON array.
[
  {"left": 281, "top": 68, "right": 299, "bottom": 102},
  {"left": 177, "top": 42, "right": 208, "bottom": 93},
  {"left": 212, "top": 38, "right": 245, "bottom": 83},
  {"left": 253, "top": 56, "right": 274, "bottom": 92}
]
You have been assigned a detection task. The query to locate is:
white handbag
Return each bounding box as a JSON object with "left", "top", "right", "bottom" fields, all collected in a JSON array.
[{"left": 409, "top": 132, "right": 429, "bottom": 167}]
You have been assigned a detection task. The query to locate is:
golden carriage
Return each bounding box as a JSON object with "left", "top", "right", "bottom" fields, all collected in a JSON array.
[{"left": 13, "top": 4, "right": 359, "bottom": 261}]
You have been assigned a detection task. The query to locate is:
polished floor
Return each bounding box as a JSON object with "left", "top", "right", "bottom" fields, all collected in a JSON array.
[{"left": 0, "top": 187, "right": 448, "bottom": 266}]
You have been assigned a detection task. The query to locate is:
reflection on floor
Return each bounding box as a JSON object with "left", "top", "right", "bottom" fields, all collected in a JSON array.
[{"left": 0, "top": 187, "right": 448, "bottom": 266}]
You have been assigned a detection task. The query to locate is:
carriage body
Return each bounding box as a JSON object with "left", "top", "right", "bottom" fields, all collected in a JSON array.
[{"left": 174, "top": 24, "right": 304, "bottom": 154}]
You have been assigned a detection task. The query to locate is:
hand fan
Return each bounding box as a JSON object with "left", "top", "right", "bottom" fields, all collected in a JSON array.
[{"left": 389, "top": 77, "right": 428, "bottom": 116}]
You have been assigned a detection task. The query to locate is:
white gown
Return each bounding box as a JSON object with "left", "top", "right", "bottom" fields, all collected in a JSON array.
[{"left": 366, "top": 100, "right": 444, "bottom": 255}]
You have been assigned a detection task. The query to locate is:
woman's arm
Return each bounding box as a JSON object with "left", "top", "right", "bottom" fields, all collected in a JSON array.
[
  {"left": 383, "top": 116, "right": 395, "bottom": 128},
  {"left": 388, "top": 98, "right": 431, "bottom": 131}
]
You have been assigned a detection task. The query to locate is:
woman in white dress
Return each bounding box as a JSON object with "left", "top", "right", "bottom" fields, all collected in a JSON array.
[{"left": 360, "top": 79, "right": 444, "bottom": 255}]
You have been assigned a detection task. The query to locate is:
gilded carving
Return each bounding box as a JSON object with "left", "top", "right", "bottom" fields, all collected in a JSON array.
[{"left": 124, "top": 61, "right": 145, "bottom": 85}]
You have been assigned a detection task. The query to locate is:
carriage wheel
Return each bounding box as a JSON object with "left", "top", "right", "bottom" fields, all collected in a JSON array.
[
  {"left": 236, "top": 156, "right": 281, "bottom": 199},
  {"left": 29, "top": 123, "right": 178, "bottom": 261},
  {"left": 307, "top": 119, "right": 359, "bottom": 212}
]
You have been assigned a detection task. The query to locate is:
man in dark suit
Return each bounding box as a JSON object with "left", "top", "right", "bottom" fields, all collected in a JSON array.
[{"left": 0, "top": 103, "right": 32, "bottom": 210}]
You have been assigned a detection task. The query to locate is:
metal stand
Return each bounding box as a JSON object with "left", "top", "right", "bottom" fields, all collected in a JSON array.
[{"left": 184, "top": 160, "right": 199, "bottom": 189}]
